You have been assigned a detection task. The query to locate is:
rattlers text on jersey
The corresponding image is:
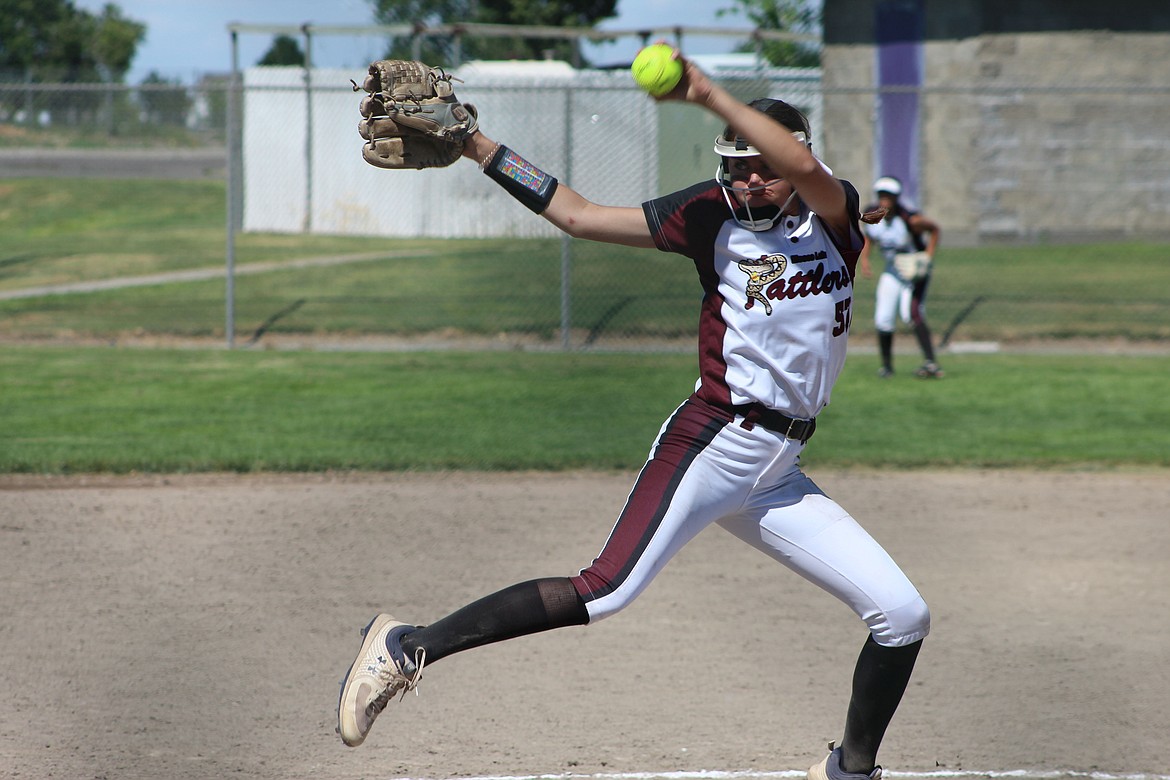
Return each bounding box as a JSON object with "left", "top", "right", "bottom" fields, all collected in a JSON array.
[{"left": 643, "top": 179, "right": 863, "bottom": 421}]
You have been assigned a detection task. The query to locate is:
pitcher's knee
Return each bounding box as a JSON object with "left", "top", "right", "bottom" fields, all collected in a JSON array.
[
  {"left": 570, "top": 569, "right": 637, "bottom": 623},
  {"left": 868, "top": 596, "right": 931, "bottom": 647}
]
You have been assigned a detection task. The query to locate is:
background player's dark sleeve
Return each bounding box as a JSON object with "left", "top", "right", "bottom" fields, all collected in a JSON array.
[
  {"left": 642, "top": 182, "right": 727, "bottom": 261},
  {"left": 897, "top": 204, "right": 928, "bottom": 251}
]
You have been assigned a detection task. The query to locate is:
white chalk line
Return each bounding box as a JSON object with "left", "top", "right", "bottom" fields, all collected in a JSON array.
[
  {"left": 0, "top": 250, "right": 430, "bottom": 301},
  {"left": 381, "top": 771, "right": 1170, "bottom": 780}
]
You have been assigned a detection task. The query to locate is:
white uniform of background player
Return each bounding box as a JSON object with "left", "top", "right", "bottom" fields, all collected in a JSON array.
[
  {"left": 860, "top": 177, "right": 944, "bottom": 378},
  {"left": 868, "top": 193, "right": 921, "bottom": 326},
  {"left": 340, "top": 62, "right": 930, "bottom": 780}
]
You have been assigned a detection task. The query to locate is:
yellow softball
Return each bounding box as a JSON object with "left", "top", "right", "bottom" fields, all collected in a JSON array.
[{"left": 630, "top": 44, "right": 683, "bottom": 97}]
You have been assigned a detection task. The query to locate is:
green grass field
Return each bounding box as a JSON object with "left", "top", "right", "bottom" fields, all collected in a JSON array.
[
  {"left": 1, "top": 178, "right": 1168, "bottom": 474},
  {"left": 2, "top": 346, "right": 1167, "bottom": 473},
  {"left": 2, "top": 179, "right": 1168, "bottom": 344}
]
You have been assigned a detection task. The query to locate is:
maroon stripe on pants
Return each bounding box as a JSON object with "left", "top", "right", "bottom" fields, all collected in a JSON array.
[{"left": 571, "top": 397, "right": 728, "bottom": 603}]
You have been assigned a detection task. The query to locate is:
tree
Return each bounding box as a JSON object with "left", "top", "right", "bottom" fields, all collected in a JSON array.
[
  {"left": 0, "top": 0, "right": 145, "bottom": 82},
  {"left": 0, "top": 0, "right": 79, "bottom": 80},
  {"left": 258, "top": 35, "right": 306, "bottom": 66},
  {"left": 716, "top": 0, "right": 822, "bottom": 68},
  {"left": 92, "top": 3, "right": 146, "bottom": 81},
  {"left": 367, "top": 0, "right": 618, "bottom": 65}
]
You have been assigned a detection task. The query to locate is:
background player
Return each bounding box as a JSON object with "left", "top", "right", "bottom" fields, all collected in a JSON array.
[
  {"left": 339, "top": 52, "right": 930, "bottom": 780},
  {"left": 859, "top": 177, "right": 944, "bottom": 378}
]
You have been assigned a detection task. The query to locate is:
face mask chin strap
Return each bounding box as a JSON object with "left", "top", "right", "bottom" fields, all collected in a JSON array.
[{"left": 716, "top": 166, "right": 800, "bottom": 232}]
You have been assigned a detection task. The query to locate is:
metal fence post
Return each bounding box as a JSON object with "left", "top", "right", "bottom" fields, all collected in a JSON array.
[
  {"left": 225, "top": 30, "right": 241, "bottom": 349},
  {"left": 302, "top": 24, "right": 314, "bottom": 233},
  {"left": 560, "top": 84, "right": 574, "bottom": 351}
]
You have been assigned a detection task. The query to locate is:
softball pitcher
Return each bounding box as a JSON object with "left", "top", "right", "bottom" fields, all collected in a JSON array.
[{"left": 339, "top": 51, "right": 930, "bottom": 780}]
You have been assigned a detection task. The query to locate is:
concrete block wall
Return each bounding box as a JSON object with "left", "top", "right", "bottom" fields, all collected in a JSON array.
[{"left": 824, "top": 31, "right": 1170, "bottom": 244}]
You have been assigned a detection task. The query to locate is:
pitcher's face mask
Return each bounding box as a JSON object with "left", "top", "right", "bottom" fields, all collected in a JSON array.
[{"left": 714, "top": 131, "right": 832, "bottom": 232}]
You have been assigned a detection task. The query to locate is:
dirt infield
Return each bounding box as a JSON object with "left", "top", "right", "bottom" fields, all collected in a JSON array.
[{"left": 2, "top": 469, "right": 1166, "bottom": 780}]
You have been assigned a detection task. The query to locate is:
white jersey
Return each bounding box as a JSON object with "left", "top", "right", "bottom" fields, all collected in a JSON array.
[
  {"left": 863, "top": 204, "right": 924, "bottom": 281},
  {"left": 644, "top": 180, "right": 864, "bottom": 420}
]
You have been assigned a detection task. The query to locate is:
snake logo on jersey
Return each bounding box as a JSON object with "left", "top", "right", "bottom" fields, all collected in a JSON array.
[{"left": 737, "top": 253, "right": 788, "bottom": 315}]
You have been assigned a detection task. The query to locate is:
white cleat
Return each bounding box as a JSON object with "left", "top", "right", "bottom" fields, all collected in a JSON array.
[
  {"left": 808, "top": 742, "right": 882, "bottom": 780},
  {"left": 337, "top": 614, "right": 424, "bottom": 747}
]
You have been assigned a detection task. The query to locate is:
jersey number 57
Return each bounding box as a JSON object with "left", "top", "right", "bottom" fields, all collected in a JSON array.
[{"left": 833, "top": 297, "right": 853, "bottom": 337}]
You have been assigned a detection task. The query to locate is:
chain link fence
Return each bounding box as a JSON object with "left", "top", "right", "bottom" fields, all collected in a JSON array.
[
  {"left": 2, "top": 68, "right": 1167, "bottom": 350},
  {"left": 0, "top": 78, "right": 228, "bottom": 145},
  {"left": 223, "top": 63, "right": 825, "bottom": 349}
]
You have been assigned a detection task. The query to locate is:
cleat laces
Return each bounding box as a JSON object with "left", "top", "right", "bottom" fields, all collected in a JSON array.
[{"left": 365, "top": 646, "right": 426, "bottom": 719}]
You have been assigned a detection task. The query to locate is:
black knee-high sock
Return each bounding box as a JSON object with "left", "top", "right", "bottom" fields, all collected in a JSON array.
[
  {"left": 840, "top": 636, "right": 923, "bottom": 774},
  {"left": 877, "top": 331, "right": 894, "bottom": 370},
  {"left": 912, "top": 321, "right": 936, "bottom": 364},
  {"left": 400, "top": 577, "right": 588, "bottom": 665}
]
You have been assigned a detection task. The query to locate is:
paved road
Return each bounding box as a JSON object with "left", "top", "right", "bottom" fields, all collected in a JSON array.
[{"left": 0, "top": 147, "right": 226, "bottom": 179}]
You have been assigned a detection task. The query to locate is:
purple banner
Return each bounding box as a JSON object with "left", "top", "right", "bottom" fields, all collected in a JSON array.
[{"left": 875, "top": 0, "right": 925, "bottom": 205}]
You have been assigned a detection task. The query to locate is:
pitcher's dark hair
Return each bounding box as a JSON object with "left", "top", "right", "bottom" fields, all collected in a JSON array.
[{"left": 720, "top": 98, "right": 812, "bottom": 145}]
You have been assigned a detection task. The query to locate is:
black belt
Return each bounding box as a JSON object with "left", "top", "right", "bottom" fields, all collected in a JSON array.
[{"left": 731, "top": 403, "right": 817, "bottom": 443}]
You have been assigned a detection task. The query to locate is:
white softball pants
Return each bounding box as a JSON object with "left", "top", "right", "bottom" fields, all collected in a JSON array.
[
  {"left": 571, "top": 397, "right": 930, "bottom": 647},
  {"left": 875, "top": 270, "right": 930, "bottom": 333}
]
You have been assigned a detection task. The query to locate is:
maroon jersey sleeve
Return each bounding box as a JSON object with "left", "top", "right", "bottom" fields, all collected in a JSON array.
[
  {"left": 821, "top": 179, "right": 864, "bottom": 278},
  {"left": 645, "top": 178, "right": 865, "bottom": 276},
  {"left": 642, "top": 182, "right": 728, "bottom": 262}
]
